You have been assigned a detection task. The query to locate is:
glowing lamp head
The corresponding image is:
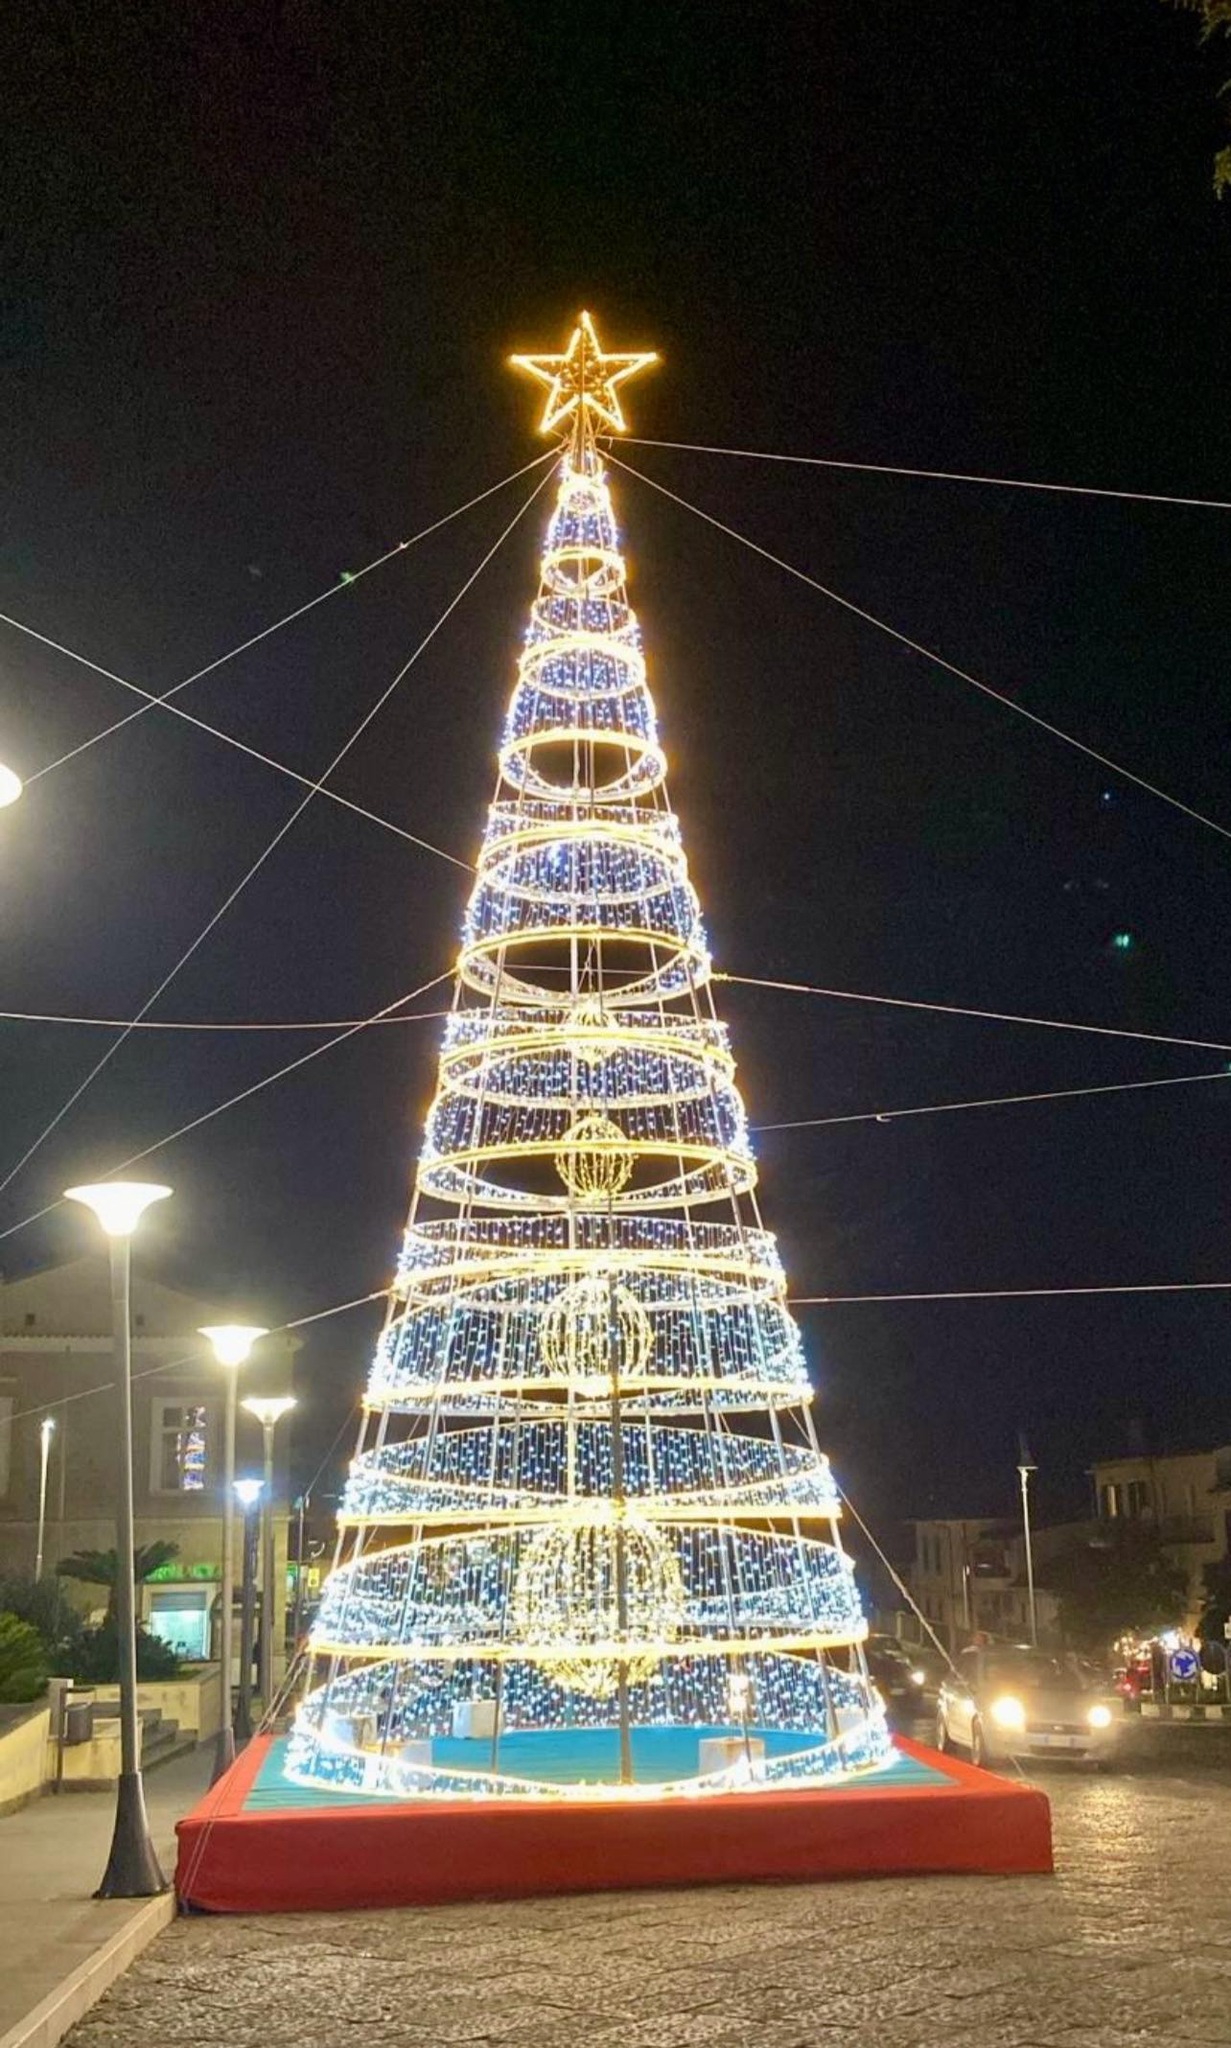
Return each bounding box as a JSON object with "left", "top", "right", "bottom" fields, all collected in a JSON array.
[
  {"left": 242, "top": 1395, "right": 296, "bottom": 1430},
  {"left": 39, "top": 1416, "right": 55, "bottom": 1444},
  {"left": 233, "top": 1477, "right": 263, "bottom": 1509},
  {"left": 200, "top": 1324, "right": 269, "bottom": 1369},
  {"left": 64, "top": 1181, "right": 171, "bottom": 1238},
  {"left": 989, "top": 1694, "right": 1027, "bottom": 1732},
  {"left": 1087, "top": 1703, "right": 1113, "bottom": 1730},
  {"left": 0, "top": 762, "right": 22, "bottom": 807}
]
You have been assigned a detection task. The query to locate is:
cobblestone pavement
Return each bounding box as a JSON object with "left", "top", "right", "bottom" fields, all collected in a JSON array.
[{"left": 66, "top": 1764, "right": 1231, "bottom": 2048}]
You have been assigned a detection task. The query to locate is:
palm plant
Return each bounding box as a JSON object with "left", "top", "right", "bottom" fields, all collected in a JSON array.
[{"left": 55, "top": 1542, "right": 180, "bottom": 1622}]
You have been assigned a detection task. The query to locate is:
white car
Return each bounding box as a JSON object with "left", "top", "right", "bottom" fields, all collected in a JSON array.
[{"left": 936, "top": 1644, "right": 1121, "bottom": 1769}]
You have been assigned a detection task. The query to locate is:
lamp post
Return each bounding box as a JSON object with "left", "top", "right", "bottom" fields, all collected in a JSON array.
[
  {"left": 63, "top": 1180, "right": 171, "bottom": 1899},
  {"left": 1017, "top": 1437, "right": 1039, "bottom": 1646},
  {"left": 290, "top": 1491, "right": 308, "bottom": 1651},
  {"left": 232, "top": 1478, "right": 262, "bottom": 1740},
  {"left": 241, "top": 1396, "right": 296, "bottom": 1715},
  {"left": 35, "top": 1417, "right": 55, "bottom": 1581},
  {"left": 198, "top": 1326, "right": 268, "bottom": 1782}
]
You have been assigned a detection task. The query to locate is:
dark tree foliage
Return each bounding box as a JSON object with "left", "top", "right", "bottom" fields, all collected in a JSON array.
[
  {"left": 1197, "top": 1556, "right": 1231, "bottom": 1668},
  {"left": 0, "top": 1575, "right": 85, "bottom": 1666},
  {"left": 1167, "top": 0, "right": 1231, "bottom": 194},
  {"left": 1044, "top": 1525, "right": 1189, "bottom": 1652}
]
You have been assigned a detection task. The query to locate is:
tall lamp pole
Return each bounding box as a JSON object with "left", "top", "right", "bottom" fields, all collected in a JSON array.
[
  {"left": 64, "top": 1180, "right": 171, "bottom": 1899},
  {"left": 1018, "top": 1436, "right": 1039, "bottom": 1646},
  {"left": 242, "top": 1396, "right": 296, "bottom": 1716},
  {"left": 35, "top": 1417, "right": 55, "bottom": 1580},
  {"left": 199, "top": 1326, "right": 268, "bottom": 1783},
  {"left": 232, "top": 1478, "right": 262, "bottom": 1739}
]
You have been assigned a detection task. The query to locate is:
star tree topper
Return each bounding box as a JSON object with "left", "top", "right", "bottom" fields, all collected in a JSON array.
[{"left": 510, "top": 310, "right": 658, "bottom": 437}]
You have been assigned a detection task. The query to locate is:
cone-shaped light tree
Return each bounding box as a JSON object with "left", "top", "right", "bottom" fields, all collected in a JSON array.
[{"left": 288, "top": 314, "right": 890, "bottom": 1798}]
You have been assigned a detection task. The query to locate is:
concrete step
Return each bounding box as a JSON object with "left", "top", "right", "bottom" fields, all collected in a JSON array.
[{"left": 140, "top": 1717, "right": 193, "bottom": 1770}]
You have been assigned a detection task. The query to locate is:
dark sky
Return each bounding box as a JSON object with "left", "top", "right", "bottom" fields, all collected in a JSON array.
[{"left": 3, "top": 2, "right": 1231, "bottom": 1536}]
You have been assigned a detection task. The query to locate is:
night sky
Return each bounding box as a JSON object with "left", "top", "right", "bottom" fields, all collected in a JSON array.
[{"left": 3, "top": 3, "right": 1231, "bottom": 1539}]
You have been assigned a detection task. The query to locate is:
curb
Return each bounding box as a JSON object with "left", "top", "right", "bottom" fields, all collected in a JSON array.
[{"left": 0, "top": 1892, "right": 176, "bottom": 2048}]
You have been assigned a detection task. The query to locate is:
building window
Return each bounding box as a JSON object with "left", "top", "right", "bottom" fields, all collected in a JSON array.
[
  {"left": 0, "top": 1395, "right": 12, "bottom": 1496},
  {"left": 152, "top": 1401, "right": 208, "bottom": 1493},
  {"left": 23, "top": 1312, "right": 35, "bottom": 1328}
]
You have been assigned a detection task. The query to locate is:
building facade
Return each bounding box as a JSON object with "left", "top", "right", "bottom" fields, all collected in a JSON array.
[
  {"left": 906, "top": 1517, "right": 1062, "bottom": 1650},
  {"left": 0, "top": 1259, "right": 297, "bottom": 1670},
  {"left": 1091, "top": 1447, "right": 1231, "bottom": 1620}
]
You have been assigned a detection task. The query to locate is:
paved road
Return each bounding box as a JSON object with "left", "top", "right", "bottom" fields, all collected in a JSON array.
[{"left": 66, "top": 1760, "right": 1231, "bottom": 2048}]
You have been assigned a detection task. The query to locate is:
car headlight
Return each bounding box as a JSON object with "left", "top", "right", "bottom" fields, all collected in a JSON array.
[
  {"left": 990, "top": 1694, "right": 1026, "bottom": 1731},
  {"left": 910, "top": 1668, "right": 925, "bottom": 1687},
  {"left": 1087, "top": 1704, "right": 1113, "bottom": 1730}
]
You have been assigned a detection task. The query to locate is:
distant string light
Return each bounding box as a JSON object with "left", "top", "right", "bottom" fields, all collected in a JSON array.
[
  {"left": 0, "top": 473, "right": 551, "bottom": 1206},
  {"left": 610, "top": 453, "right": 1231, "bottom": 854},
  {"left": 623, "top": 435, "right": 1231, "bottom": 515},
  {"left": 753, "top": 1066, "right": 1231, "bottom": 1133},
  {"left": 15, "top": 449, "right": 557, "bottom": 792}
]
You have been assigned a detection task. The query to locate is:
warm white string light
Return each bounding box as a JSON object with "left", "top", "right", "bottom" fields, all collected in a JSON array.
[{"left": 289, "top": 320, "right": 891, "bottom": 1802}]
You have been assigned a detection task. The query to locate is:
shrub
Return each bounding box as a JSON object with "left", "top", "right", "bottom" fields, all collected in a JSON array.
[
  {"left": 0, "top": 1575, "right": 86, "bottom": 1666},
  {"left": 0, "top": 1613, "right": 50, "bottom": 1703},
  {"left": 63, "top": 1622, "right": 181, "bottom": 1684}
]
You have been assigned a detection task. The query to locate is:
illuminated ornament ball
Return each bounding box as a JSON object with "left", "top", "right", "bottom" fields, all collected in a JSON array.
[
  {"left": 511, "top": 1505, "right": 687, "bottom": 1697},
  {"left": 553, "top": 1111, "right": 634, "bottom": 1203}
]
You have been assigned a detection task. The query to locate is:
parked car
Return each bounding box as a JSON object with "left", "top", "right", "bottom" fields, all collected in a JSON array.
[
  {"left": 936, "top": 1644, "right": 1121, "bottom": 1768},
  {"left": 864, "top": 1634, "right": 928, "bottom": 1726}
]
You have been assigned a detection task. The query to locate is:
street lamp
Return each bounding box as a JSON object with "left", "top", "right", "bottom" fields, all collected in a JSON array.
[
  {"left": 35, "top": 1417, "right": 55, "bottom": 1581},
  {"left": 0, "top": 762, "right": 22, "bottom": 807},
  {"left": 63, "top": 1179, "right": 171, "bottom": 1899},
  {"left": 241, "top": 1395, "right": 296, "bottom": 1714},
  {"left": 198, "top": 1325, "right": 268, "bottom": 1782},
  {"left": 1017, "top": 1436, "right": 1039, "bottom": 1647},
  {"left": 232, "top": 1477, "right": 262, "bottom": 1741}
]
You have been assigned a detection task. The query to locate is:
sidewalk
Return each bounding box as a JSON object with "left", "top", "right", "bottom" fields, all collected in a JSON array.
[{"left": 0, "top": 1747, "right": 211, "bottom": 2048}]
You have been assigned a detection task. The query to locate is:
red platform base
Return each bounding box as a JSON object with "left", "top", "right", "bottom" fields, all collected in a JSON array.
[{"left": 175, "top": 1736, "right": 1052, "bottom": 1913}]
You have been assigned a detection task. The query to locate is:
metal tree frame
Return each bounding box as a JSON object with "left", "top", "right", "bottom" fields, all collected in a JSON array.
[{"left": 287, "top": 315, "right": 890, "bottom": 1801}]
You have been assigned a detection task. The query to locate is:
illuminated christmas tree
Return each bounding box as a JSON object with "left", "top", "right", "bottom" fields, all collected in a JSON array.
[{"left": 288, "top": 314, "right": 891, "bottom": 1798}]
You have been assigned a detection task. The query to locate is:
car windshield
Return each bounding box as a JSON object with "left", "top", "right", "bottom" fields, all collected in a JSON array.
[{"left": 985, "top": 1650, "right": 1088, "bottom": 1691}]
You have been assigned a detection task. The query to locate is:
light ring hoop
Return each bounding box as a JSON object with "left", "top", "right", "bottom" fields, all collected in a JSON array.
[{"left": 289, "top": 439, "right": 891, "bottom": 1802}]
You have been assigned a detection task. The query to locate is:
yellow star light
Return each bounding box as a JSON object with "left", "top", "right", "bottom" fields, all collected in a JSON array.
[{"left": 510, "top": 310, "right": 658, "bottom": 437}]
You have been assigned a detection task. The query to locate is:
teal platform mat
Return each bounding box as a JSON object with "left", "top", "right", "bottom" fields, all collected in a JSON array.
[{"left": 243, "top": 1730, "right": 948, "bottom": 1810}]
